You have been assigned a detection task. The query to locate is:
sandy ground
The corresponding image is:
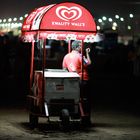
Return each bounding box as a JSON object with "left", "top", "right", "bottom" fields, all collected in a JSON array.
[{"left": 0, "top": 104, "right": 140, "bottom": 140}]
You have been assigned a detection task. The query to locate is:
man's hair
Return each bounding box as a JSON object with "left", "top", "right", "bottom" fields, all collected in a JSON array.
[{"left": 71, "top": 40, "right": 81, "bottom": 50}]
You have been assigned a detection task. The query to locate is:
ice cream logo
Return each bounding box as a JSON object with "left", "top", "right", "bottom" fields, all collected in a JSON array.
[{"left": 56, "top": 6, "right": 82, "bottom": 21}]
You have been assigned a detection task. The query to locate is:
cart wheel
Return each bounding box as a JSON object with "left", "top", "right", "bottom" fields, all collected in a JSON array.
[
  {"left": 61, "top": 109, "right": 70, "bottom": 128},
  {"left": 29, "top": 113, "right": 38, "bottom": 128}
]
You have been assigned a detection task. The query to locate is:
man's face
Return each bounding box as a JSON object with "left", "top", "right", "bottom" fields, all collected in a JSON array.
[{"left": 78, "top": 42, "right": 82, "bottom": 52}]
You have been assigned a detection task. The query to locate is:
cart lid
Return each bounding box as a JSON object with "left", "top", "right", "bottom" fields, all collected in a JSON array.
[
  {"left": 21, "top": 2, "right": 97, "bottom": 42},
  {"left": 44, "top": 71, "right": 80, "bottom": 78},
  {"left": 35, "top": 70, "right": 80, "bottom": 78}
]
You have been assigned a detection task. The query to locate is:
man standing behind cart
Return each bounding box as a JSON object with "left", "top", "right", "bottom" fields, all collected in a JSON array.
[{"left": 62, "top": 40, "right": 92, "bottom": 125}]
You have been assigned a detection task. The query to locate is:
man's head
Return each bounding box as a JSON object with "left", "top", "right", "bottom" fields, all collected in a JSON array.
[{"left": 71, "top": 40, "right": 82, "bottom": 51}]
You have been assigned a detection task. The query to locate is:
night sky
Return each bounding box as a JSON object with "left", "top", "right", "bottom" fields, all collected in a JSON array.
[{"left": 0, "top": 0, "right": 139, "bottom": 19}]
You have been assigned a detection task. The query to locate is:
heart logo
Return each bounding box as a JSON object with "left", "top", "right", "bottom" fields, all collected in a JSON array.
[{"left": 56, "top": 6, "right": 82, "bottom": 21}]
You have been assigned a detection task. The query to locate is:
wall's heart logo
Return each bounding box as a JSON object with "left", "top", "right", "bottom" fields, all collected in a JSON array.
[{"left": 56, "top": 6, "right": 82, "bottom": 21}]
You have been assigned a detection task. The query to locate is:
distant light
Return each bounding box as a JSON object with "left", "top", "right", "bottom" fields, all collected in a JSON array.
[
  {"left": 129, "top": 14, "right": 134, "bottom": 18},
  {"left": 11, "top": 23, "right": 19, "bottom": 28},
  {"left": 0, "top": 19, "right": 2, "bottom": 23},
  {"left": 19, "top": 17, "right": 23, "bottom": 21},
  {"left": 97, "top": 26, "right": 101, "bottom": 30},
  {"left": 98, "top": 19, "right": 102, "bottom": 23},
  {"left": 13, "top": 18, "right": 17, "bottom": 21},
  {"left": 24, "top": 14, "right": 28, "bottom": 18},
  {"left": 127, "top": 25, "right": 131, "bottom": 30},
  {"left": 115, "top": 15, "right": 119, "bottom": 19},
  {"left": 112, "top": 26, "right": 116, "bottom": 30},
  {"left": 3, "top": 19, "right": 7, "bottom": 23},
  {"left": 113, "top": 22, "right": 117, "bottom": 27},
  {"left": 108, "top": 18, "right": 113, "bottom": 22},
  {"left": 102, "top": 16, "right": 107, "bottom": 21},
  {"left": 120, "top": 17, "right": 124, "bottom": 21},
  {"left": 8, "top": 18, "right": 12, "bottom": 22}
]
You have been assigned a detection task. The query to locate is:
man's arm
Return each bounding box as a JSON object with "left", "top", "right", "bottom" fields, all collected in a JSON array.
[{"left": 85, "top": 48, "right": 91, "bottom": 65}]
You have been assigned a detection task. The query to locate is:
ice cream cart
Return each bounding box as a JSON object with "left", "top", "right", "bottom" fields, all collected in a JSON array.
[{"left": 21, "top": 2, "right": 97, "bottom": 128}]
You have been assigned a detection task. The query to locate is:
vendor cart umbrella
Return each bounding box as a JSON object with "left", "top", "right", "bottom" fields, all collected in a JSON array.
[{"left": 21, "top": 2, "right": 97, "bottom": 42}]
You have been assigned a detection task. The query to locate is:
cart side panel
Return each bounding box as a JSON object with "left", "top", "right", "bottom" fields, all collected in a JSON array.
[{"left": 28, "top": 71, "right": 44, "bottom": 114}]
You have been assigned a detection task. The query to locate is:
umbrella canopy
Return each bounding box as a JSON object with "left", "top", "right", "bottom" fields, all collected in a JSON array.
[{"left": 21, "top": 2, "right": 97, "bottom": 42}]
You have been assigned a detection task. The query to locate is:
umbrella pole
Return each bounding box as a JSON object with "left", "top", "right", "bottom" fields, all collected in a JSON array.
[
  {"left": 30, "top": 41, "right": 35, "bottom": 90},
  {"left": 42, "top": 39, "right": 46, "bottom": 99},
  {"left": 68, "top": 40, "right": 71, "bottom": 53}
]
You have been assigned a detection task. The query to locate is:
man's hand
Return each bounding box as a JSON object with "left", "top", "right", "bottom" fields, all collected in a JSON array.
[{"left": 86, "top": 48, "right": 90, "bottom": 53}]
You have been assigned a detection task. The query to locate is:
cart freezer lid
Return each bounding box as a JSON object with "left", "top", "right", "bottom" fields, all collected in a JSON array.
[{"left": 44, "top": 71, "right": 80, "bottom": 78}]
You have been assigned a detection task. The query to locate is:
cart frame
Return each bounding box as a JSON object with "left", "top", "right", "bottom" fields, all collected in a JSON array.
[{"left": 21, "top": 2, "right": 97, "bottom": 128}]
